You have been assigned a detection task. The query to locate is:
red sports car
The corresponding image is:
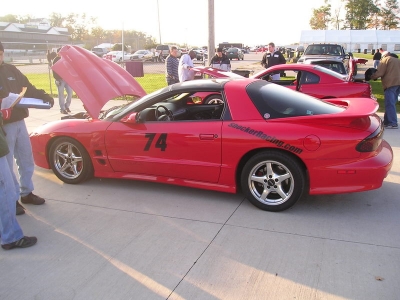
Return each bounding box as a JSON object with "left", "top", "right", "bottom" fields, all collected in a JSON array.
[
  {"left": 194, "top": 63, "right": 375, "bottom": 100},
  {"left": 30, "top": 46, "right": 393, "bottom": 212}
]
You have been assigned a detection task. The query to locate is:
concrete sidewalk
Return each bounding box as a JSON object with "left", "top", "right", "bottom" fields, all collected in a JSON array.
[{"left": 1, "top": 99, "right": 399, "bottom": 300}]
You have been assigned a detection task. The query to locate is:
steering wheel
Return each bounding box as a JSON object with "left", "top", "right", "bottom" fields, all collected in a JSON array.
[
  {"left": 155, "top": 105, "right": 173, "bottom": 121},
  {"left": 204, "top": 95, "right": 224, "bottom": 105}
]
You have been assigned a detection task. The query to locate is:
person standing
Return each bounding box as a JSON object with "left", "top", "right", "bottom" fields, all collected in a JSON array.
[
  {"left": 178, "top": 50, "right": 196, "bottom": 82},
  {"left": 0, "top": 41, "right": 54, "bottom": 215},
  {"left": 165, "top": 46, "right": 179, "bottom": 85},
  {"left": 373, "top": 49, "right": 381, "bottom": 69},
  {"left": 46, "top": 49, "right": 57, "bottom": 66},
  {"left": 209, "top": 47, "right": 231, "bottom": 71},
  {"left": 370, "top": 51, "right": 400, "bottom": 129},
  {"left": 52, "top": 48, "right": 73, "bottom": 114},
  {"left": 0, "top": 106, "right": 38, "bottom": 250},
  {"left": 260, "top": 42, "right": 286, "bottom": 80}
]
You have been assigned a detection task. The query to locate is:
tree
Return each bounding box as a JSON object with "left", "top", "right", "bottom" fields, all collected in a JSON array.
[
  {"left": 331, "top": 4, "right": 344, "bottom": 30},
  {"left": 309, "top": 0, "right": 332, "bottom": 29},
  {"left": 91, "top": 26, "right": 107, "bottom": 44},
  {"left": 380, "top": 0, "right": 400, "bottom": 29},
  {"left": 344, "top": 0, "right": 377, "bottom": 29},
  {"left": 368, "top": 0, "right": 382, "bottom": 29},
  {"left": 0, "top": 14, "right": 19, "bottom": 23},
  {"left": 48, "top": 13, "right": 66, "bottom": 27}
]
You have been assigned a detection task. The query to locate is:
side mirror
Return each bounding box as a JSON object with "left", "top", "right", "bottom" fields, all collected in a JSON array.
[{"left": 121, "top": 112, "right": 138, "bottom": 124}]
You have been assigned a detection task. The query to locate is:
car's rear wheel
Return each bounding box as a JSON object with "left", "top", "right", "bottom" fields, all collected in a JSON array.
[
  {"left": 241, "top": 151, "right": 306, "bottom": 211},
  {"left": 49, "top": 137, "right": 93, "bottom": 184}
]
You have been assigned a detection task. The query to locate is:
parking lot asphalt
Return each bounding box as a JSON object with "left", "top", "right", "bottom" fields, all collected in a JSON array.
[{"left": 1, "top": 96, "right": 400, "bottom": 300}]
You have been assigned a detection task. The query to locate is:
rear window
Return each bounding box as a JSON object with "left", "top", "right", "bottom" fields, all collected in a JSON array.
[
  {"left": 313, "top": 65, "right": 346, "bottom": 80},
  {"left": 246, "top": 81, "right": 344, "bottom": 119},
  {"left": 227, "top": 48, "right": 238, "bottom": 52},
  {"left": 310, "top": 61, "right": 346, "bottom": 74}
]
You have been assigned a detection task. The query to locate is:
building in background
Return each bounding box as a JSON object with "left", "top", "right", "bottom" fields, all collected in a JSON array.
[
  {"left": 300, "top": 30, "right": 400, "bottom": 54},
  {"left": 0, "top": 19, "right": 70, "bottom": 53}
]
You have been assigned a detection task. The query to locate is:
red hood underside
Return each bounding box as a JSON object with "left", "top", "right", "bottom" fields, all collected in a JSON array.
[{"left": 52, "top": 45, "right": 147, "bottom": 119}]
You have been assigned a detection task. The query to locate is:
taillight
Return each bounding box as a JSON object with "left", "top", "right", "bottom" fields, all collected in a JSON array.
[
  {"left": 356, "top": 125, "right": 383, "bottom": 152},
  {"left": 362, "top": 84, "right": 374, "bottom": 99}
]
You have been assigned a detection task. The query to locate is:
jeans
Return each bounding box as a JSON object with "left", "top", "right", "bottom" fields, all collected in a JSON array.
[
  {"left": 0, "top": 156, "right": 24, "bottom": 245},
  {"left": 56, "top": 79, "right": 73, "bottom": 111},
  {"left": 373, "top": 60, "right": 380, "bottom": 69},
  {"left": 3, "top": 120, "right": 35, "bottom": 197},
  {"left": 383, "top": 85, "right": 400, "bottom": 126}
]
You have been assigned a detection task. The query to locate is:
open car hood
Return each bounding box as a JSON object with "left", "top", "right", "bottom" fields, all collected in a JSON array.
[{"left": 52, "top": 45, "right": 147, "bottom": 119}]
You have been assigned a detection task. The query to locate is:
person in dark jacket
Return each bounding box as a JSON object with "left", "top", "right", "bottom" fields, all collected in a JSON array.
[
  {"left": 373, "top": 49, "right": 381, "bottom": 69},
  {"left": 0, "top": 102, "right": 37, "bottom": 250},
  {"left": 52, "top": 48, "right": 73, "bottom": 114},
  {"left": 260, "top": 42, "right": 286, "bottom": 79},
  {"left": 0, "top": 41, "right": 54, "bottom": 215},
  {"left": 209, "top": 47, "right": 231, "bottom": 71}
]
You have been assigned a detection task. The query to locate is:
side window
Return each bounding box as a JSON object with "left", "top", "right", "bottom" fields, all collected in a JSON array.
[{"left": 300, "top": 72, "right": 320, "bottom": 84}]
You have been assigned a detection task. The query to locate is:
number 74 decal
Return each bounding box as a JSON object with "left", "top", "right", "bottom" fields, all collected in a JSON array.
[{"left": 144, "top": 133, "right": 168, "bottom": 151}]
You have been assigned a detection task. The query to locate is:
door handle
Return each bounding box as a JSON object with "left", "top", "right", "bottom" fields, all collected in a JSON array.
[{"left": 199, "top": 134, "right": 217, "bottom": 140}]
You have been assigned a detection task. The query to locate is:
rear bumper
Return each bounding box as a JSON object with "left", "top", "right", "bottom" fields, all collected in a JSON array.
[{"left": 309, "top": 139, "right": 393, "bottom": 194}]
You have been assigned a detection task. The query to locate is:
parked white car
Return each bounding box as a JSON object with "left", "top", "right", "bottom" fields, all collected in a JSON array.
[{"left": 104, "top": 51, "right": 133, "bottom": 62}]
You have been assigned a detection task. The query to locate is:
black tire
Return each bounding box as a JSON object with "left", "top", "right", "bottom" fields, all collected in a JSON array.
[
  {"left": 49, "top": 137, "right": 94, "bottom": 184},
  {"left": 241, "top": 151, "right": 306, "bottom": 211}
]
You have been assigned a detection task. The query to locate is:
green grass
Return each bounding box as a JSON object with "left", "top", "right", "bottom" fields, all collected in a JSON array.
[
  {"left": 352, "top": 53, "right": 374, "bottom": 59},
  {"left": 27, "top": 72, "right": 168, "bottom": 99},
  {"left": 25, "top": 72, "right": 385, "bottom": 112}
]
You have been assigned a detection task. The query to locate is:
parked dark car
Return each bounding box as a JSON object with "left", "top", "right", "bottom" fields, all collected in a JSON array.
[{"left": 226, "top": 48, "right": 244, "bottom": 60}]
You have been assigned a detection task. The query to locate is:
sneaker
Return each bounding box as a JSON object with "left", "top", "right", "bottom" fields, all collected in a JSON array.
[
  {"left": 66, "top": 108, "right": 71, "bottom": 113},
  {"left": 16, "top": 202, "right": 25, "bottom": 215},
  {"left": 20, "top": 193, "right": 45, "bottom": 205},
  {"left": 60, "top": 109, "right": 68, "bottom": 114},
  {"left": 384, "top": 124, "right": 398, "bottom": 129},
  {"left": 1, "top": 236, "right": 37, "bottom": 250}
]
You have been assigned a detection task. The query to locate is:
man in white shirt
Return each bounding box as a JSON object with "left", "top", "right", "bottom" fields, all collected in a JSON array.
[{"left": 178, "top": 50, "right": 196, "bottom": 82}]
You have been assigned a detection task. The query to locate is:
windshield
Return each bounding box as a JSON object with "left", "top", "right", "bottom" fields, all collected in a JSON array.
[{"left": 304, "top": 45, "right": 343, "bottom": 56}]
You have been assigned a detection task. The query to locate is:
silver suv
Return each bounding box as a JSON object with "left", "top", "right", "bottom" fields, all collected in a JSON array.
[
  {"left": 297, "top": 43, "right": 351, "bottom": 72},
  {"left": 156, "top": 45, "right": 181, "bottom": 58}
]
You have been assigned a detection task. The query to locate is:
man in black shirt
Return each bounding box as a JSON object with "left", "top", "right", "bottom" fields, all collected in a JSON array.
[
  {"left": 0, "top": 41, "right": 54, "bottom": 215},
  {"left": 210, "top": 47, "right": 231, "bottom": 71},
  {"left": 261, "top": 42, "right": 286, "bottom": 79}
]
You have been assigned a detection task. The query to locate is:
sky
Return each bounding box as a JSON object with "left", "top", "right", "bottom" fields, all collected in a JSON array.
[{"left": 2, "top": 0, "right": 343, "bottom": 47}]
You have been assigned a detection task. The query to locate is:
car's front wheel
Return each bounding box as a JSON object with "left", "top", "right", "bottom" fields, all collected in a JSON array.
[
  {"left": 49, "top": 137, "right": 94, "bottom": 184},
  {"left": 241, "top": 151, "right": 306, "bottom": 211}
]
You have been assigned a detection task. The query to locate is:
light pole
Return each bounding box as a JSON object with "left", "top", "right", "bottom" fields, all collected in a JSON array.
[
  {"left": 157, "top": 0, "right": 162, "bottom": 44},
  {"left": 208, "top": 0, "right": 215, "bottom": 64}
]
